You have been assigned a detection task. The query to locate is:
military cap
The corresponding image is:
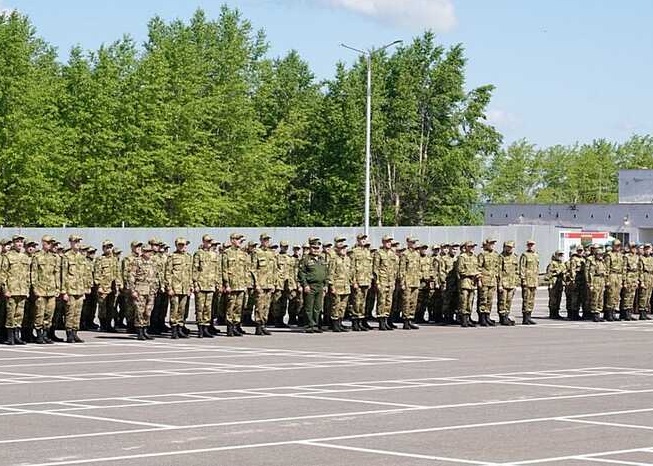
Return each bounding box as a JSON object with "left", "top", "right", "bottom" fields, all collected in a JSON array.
[
  {"left": 130, "top": 240, "right": 143, "bottom": 248},
  {"left": 308, "top": 236, "right": 320, "bottom": 244},
  {"left": 142, "top": 245, "right": 153, "bottom": 253},
  {"left": 589, "top": 243, "right": 598, "bottom": 249},
  {"left": 201, "top": 234, "right": 213, "bottom": 243},
  {"left": 175, "top": 237, "right": 189, "bottom": 245},
  {"left": 441, "top": 243, "right": 450, "bottom": 248},
  {"left": 485, "top": 238, "right": 498, "bottom": 244},
  {"left": 259, "top": 232, "right": 271, "bottom": 240},
  {"left": 334, "top": 235, "right": 346, "bottom": 243},
  {"left": 363, "top": 242, "right": 371, "bottom": 247},
  {"left": 450, "top": 242, "right": 460, "bottom": 248},
  {"left": 270, "top": 244, "right": 279, "bottom": 249},
  {"left": 280, "top": 240, "right": 289, "bottom": 247},
  {"left": 323, "top": 241, "right": 333, "bottom": 247},
  {"left": 25, "top": 239, "right": 38, "bottom": 247},
  {"left": 391, "top": 241, "right": 400, "bottom": 246},
  {"left": 612, "top": 239, "right": 621, "bottom": 246},
  {"left": 12, "top": 234, "right": 25, "bottom": 241},
  {"left": 211, "top": 239, "right": 220, "bottom": 245},
  {"left": 463, "top": 241, "right": 476, "bottom": 247},
  {"left": 628, "top": 241, "right": 638, "bottom": 247},
  {"left": 526, "top": 239, "right": 536, "bottom": 245},
  {"left": 605, "top": 246, "right": 612, "bottom": 252},
  {"left": 42, "top": 235, "right": 56, "bottom": 243},
  {"left": 504, "top": 241, "right": 515, "bottom": 248},
  {"left": 87, "top": 246, "right": 97, "bottom": 253},
  {"left": 113, "top": 248, "right": 122, "bottom": 254},
  {"left": 406, "top": 236, "right": 418, "bottom": 243},
  {"left": 645, "top": 243, "right": 652, "bottom": 249},
  {"left": 356, "top": 233, "right": 368, "bottom": 240},
  {"left": 293, "top": 244, "right": 302, "bottom": 250},
  {"left": 381, "top": 235, "right": 393, "bottom": 242},
  {"left": 69, "top": 234, "right": 83, "bottom": 242},
  {"left": 247, "top": 241, "right": 258, "bottom": 248},
  {"left": 0, "top": 238, "right": 9, "bottom": 246},
  {"left": 555, "top": 250, "right": 564, "bottom": 255},
  {"left": 230, "top": 233, "right": 244, "bottom": 241},
  {"left": 336, "top": 242, "right": 348, "bottom": 249},
  {"left": 302, "top": 243, "right": 310, "bottom": 249},
  {"left": 102, "top": 240, "right": 113, "bottom": 248},
  {"left": 432, "top": 244, "right": 441, "bottom": 250},
  {"left": 80, "top": 245, "right": 89, "bottom": 251},
  {"left": 419, "top": 244, "right": 429, "bottom": 249},
  {"left": 595, "top": 244, "right": 605, "bottom": 250},
  {"left": 576, "top": 244, "right": 584, "bottom": 250},
  {"left": 148, "top": 237, "right": 161, "bottom": 245}
]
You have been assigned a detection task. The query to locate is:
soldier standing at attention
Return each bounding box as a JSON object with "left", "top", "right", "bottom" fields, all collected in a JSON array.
[
  {"left": 164, "top": 238, "right": 193, "bottom": 338},
  {"left": 149, "top": 238, "right": 169, "bottom": 335},
  {"left": 477, "top": 238, "right": 500, "bottom": 326},
  {"left": 61, "top": 235, "right": 90, "bottom": 343},
  {"left": 120, "top": 241, "right": 142, "bottom": 331},
  {"left": 638, "top": 243, "right": 653, "bottom": 320},
  {"left": 21, "top": 240, "right": 39, "bottom": 342},
  {"left": 457, "top": 241, "right": 480, "bottom": 328},
  {"left": 327, "top": 242, "right": 353, "bottom": 332},
  {"left": 193, "top": 234, "right": 220, "bottom": 338},
  {"left": 81, "top": 246, "right": 98, "bottom": 330},
  {"left": 251, "top": 233, "right": 275, "bottom": 336},
  {"left": 416, "top": 244, "right": 434, "bottom": 324},
  {"left": 604, "top": 239, "right": 625, "bottom": 322},
  {"left": 545, "top": 251, "right": 566, "bottom": 320},
  {"left": 565, "top": 245, "right": 585, "bottom": 321},
  {"left": 442, "top": 243, "right": 459, "bottom": 325},
  {"left": 95, "top": 240, "right": 121, "bottom": 332},
  {"left": 127, "top": 245, "right": 157, "bottom": 341},
  {"left": 399, "top": 237, "right": 421, "bottom": 330},
  {"left": 351, "top": 233, "right": 372, "bottom": 332},
  {"left": 298, "top": 238, "right": 327, "bottom": 334},
  {"left": 287, "top": 245, "right": 303, "bottom": 326},
  {"left": 519, "top": 240, "right": 539, "bottom": 325},
  {"left": 30, "top": 235, "right": 60, "bottom": 344},
  {"left": 498, "top": 241, "right": 517, "bottom": 326},
  {"left": 272, "top": 241, "right": 291, "bottom": 328},
  {"left": 373, "top": 235, "right": 396, "bottom": 331},
  {"left": 587, "top": 245, "right": 607, "bottom": 322},
  {"left": 621, "top": 241, "right": 640, "bottom": 321},
  {"left": 1, "top": 235, "right": 31, "bottom": 345},
  {"left": 222, "top": 233, "right": 249, "bottom": 337}
]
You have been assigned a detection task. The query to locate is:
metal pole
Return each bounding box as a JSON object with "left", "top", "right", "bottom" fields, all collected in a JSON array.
[{"left": 364, "top": 52, "right": 372, "bottom": 236}]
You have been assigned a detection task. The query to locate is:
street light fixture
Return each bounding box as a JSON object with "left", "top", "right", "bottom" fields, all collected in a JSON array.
[{"left": 341, "top": 40, "right": 403, "bottom": 236}]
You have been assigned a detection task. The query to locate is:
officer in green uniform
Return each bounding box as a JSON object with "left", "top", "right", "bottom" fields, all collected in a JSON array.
[
  {"left": 251, "top": 233, "right": 276, "bottom": 336},
  {"left": 298, "top": 238, "right": 327, "bottom": 333},
  {"left": 1, "top": 235, "right": 31, "bottom": 345},
  {"left": 477, "top": 238, "right": 500, "bottom": 326},
  {"left": 61, "top": 234, "right": 90, "bottom": 343},
  {"left": 519, "top": 240, "right": 539, "bottom": 325},
  {"left": 222, "top": 233, "right": 250, "bottom": 336},
  {"left": 498, "top": 241, "right": 517, "bottom": 325},
  {"left": 31, "top": 235, "right": 60, "bottom": 344},
  {"left": 587, "top": 245, "right": 607, "bottom": 322},
  {"left": 193, "top": 234, "right": 221, "bottom": 338},
  {"left": 603, "top": 239, "right": 625, "bottom": 322},
  {"left": 457, "top": 241, "right": 480, "bottom": 327},
  {"left": 545, "top": 250, "right": 566, "bottom": 319},
  {"left": 327, "top": 242, "right": 353, "bottom": 332},
  {"left": 165, "top": 237, "right": 193, "bottom": 338},
  {"left": 126, "top": 245, "right": 157, "bottom": 340},
  {"left": 621, "top": 241, "right": 640, "bottom": 321},
  {"left": 638, "top": 243, "right": 653, "bottom": 320}
]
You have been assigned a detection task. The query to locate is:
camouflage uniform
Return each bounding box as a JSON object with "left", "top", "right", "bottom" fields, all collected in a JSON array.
[
  {"left": 165, "top": 238, "right": 193, "bottom": 337},
  {"left": 621, "top": 243, "right": 640, "bottom": 320},
  {"left": 399, "top": 240, "right": 421, "bottom": 328},
  {"left": 456, "top": 242, "right": 480, "bottom": 327},
  {"left": 222, "top": 234, "right": 251, "bottom": 336},
  {"left": 94, "top": 241, "right": 122, "bottom": 331},
  {"left": 149, "top": 239, "right": 169, "bottom": 334},
  {"left": 61, "top": 236, "right": 91, "bottom": 342},
  {"left": 1, "top": 237, "right": 31, "bottom": 344},
  {"left": 351, "top": 235, "right": 373, "bottom": 330},
  {"left": 603, "top": 241, "right": 625, "bottom": 321},
  {"left": 477, "top": 239, "right": 500, "bottom": 325},
  {"left": 31, "top": 236, "right": 61, "bottom": 343},
  {"left": 498, "top": 241, "right": 518, "bottom": 325},
  {"left": 251, "top": 234, "right": 276, "bottom": 335},
  {"left": 441, "top": 245, "right": 459, "bottom": 324},
  {"left": 193, "top": 235, "right": 221, "bottom": 337},
  {"left": 545, "top": 252, "right": 566, "bottom": 319},
  {"left": 519, "top": 242, "right": 539, "bottom": 325},
  {"left": 565, "top": 248, "right": 585, "bottom": 320},
  {"left": 638, "top": 245, "right": 653, "bottom": 320},
  {"left": 373, "top": 236, "right": 397, "bottom": 331},
  {"left": 126, "top": 248, "right": 158, "bottom": 339},
  {"left": 327, "top": 246, "right": 353, "bottom": 331},
  {"left": 416, "top": 246, "right": 435, "bottom": 324},
  {"left": 587, "top": 248, "right": 607, "bottom": 321},
  {"left": 272, "top": 242, "right": 293, "bottom": 326},
  {"left": 121, "top": 243, "right": 142, "bottom": 329}
]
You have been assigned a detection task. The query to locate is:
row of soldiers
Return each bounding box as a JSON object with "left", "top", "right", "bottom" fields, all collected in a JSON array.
[{"left": 545, "top": 239, "right": 653, "bottom": 323}]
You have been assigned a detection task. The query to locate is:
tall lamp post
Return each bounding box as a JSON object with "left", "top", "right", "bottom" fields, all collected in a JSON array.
[{"left": 341, "top": 40, "right": 402, "bottom": 236}]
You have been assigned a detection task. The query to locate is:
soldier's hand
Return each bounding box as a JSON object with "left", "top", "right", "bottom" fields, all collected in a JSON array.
[
  {"left": 131, "top": 291, "right": 138, "bottom": 299},
  {"left": 33, "top": 291, "right": 41, "bottom": 298},
  {"left": 590, "top": 286, "right": 594, "bottom": 291},
  {"left": 256, "top": 286, "right": 262, "bottom": 292},
  {"left": 98, "top": 287, "right": 104, "bottom": 294},
  {"left": 167, "top": 289, "right": 174, "bottom": 297},
  {"left": 303, "top": 285, "right": 311, "bottom": 293},
  {"left": 3, "top": 291, "right": 11, "bottom": 298},
  {"left": 61, "top": 293, "right": 69, "bottom": 302},
  {"left": 225, "top": 286, "right": 231, "bottom": 294},
  {"left": 352, "top": 283, "right": 359, "bottom": 290}
]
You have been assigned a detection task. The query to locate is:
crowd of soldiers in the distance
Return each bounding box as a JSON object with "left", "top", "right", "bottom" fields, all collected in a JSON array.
[{"left": 0, "top": 232, "right": 649, "bottom": 345}]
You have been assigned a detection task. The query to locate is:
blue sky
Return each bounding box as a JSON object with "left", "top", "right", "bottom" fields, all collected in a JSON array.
[{"left": 3, "top": 0, "right": 652, "bottom": 147}]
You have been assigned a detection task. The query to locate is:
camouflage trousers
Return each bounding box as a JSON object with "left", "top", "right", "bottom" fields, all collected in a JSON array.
[
  {"left": 622, "top": 275, "right": 638, "bottom": 311},
  {"left": 34, "top": 296, "right": 57, "bottom": 330},
  {"left": 401, "top": 287, "right": 419, "bottom": 320},
  {"left": 589, "top": 281, "right": 605, "bottom": 314},
  {"left": 331, "top": 293, "right": 349, "bottom": 320},
  {"left": 521, "top": 287, "right": 536, "bottom": 313},
  {"left": 638, "top": 284, "right": 652, "bottom": 312},
  {"left": 375, "top": 285, "right": 394, "bottom": 318},
  {"left": 5, "top": 295, "right": 26, "bottom": 328},
  {"left": 604, "top": 274, "right": 622, "bottom": 311},
  {"left": 195, "top": 291, "right": 214, "bottom": 326},
  {"left": 134, "top": 292, "right": 155, "bottom": 328},
  {"left": 352, "top": 285, "right": 370, "bottom": 319},
  {"left": 478, "top": 284, "right": 497, "bottom": 315},
  {"left": 225, "top": 290, "right": 245, "bottom": 325},
  {"left": 498, "top": 287, "right": 515, "bottom": 316},
  {"left": 548, "top": 284, "right": 564, "bottom": 313},
  {"left": 254, "top": 288, "right": 273, "bottom": 324},
  {"left": 64, "top": 295, "right": 85, "bottom": 331},
  {"left": 458, "top": 287, "right": 475, "bottom": 315},
  {"left": 169, "top": 295, "right": 189, "bottom": 327}
]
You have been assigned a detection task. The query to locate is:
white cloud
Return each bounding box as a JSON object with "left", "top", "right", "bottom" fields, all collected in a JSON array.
[
  {"left": 486, "top": 109, "right": 519, "bottom": 129},
  {"left": 320, "top": 0, "right": 457, "bottom": 32}
]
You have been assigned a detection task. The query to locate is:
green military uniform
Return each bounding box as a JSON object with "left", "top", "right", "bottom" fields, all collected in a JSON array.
[
  {"left": 621, "top": 242, "right": 640, "bottom": 320},
  {"left": 126, "top": 246, "right": 158, "bottom": 340},
  {"left": 603, "top": 240, "right": 625, "bottom": 321},
  {"left": 287, "top": 246, "right": 303, "bottom": 325},
  {"left": 165, "top": 237, "right": 193, "bottom": 338},
  {"left": 372, "top": 236, "right": 397, "bottom": 331},
  {"left": 416, "top": 245, "right": 435, "bottom": 324},
  {"left": 399, "top": 239, "right": 421, "bottom": 329},
  {"left": 442, "top": 244, "right": 459, "bottom": 324},
  {"left": 95, "top": 240, "right": 122, "bottom": 332},
  {"left": 250, "top": 234, "right": 276, "bottom": 335},
  {"left": 587, "top": 247, "right": 607, "bottom": 322},
  {"left": 456, "top": 241, "right": 480, "bottom": 327},
  {"left": 351, "top": 234, "right": 373, "bottom": 331},
  {"left": 565, "top": 247, "right": 585, "bottom": 320},
  {"left": 30, "top": 236, "right": 60, "bottom": 343},
  {"left": 222, "top": 233, "right": 250, "bottom": 336},
  {"left": 545, "top": 251, "right": 566, "bottom": 319},
  {"left": 1, "top": 235, "right": 31, "bottom": 345},
  {"left": 61, "top": 235, "right": 90, "bottom": 342},
  {"left": 519, "top": 241, "right": 539, "bottom": 325},
  {"left": 271, "top": 241, "right": 294, "bottom": 327},
  {"left": 298, "top": 239, "right": 327, "bottom": 333},
  {"left": 121, "top": 242, "right": 142, "bottom": 329},
  {"left": 477, "top": 239, "right": 500, "bottom": 326},
  {"left": 149, "top": 239, "right": 169, "bottom": 334},
  {"left": 498, "top": 241, "right": 518, "bottom": 325},
  {"left": 193, "top": 234, "right": 221, "bottom": 338},
  {"left": 81, "top": 247, "right": 98, "bottom": 330},
  {"left": 327, "top": 244, "right": 353, "bottom": 332},
  {"left": 638, "top": 244, "right": 653, "bottom": 320}
]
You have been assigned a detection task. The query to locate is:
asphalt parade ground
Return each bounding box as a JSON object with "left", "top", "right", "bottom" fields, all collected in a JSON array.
[{"left": 2, "top": 292, "right": 653, "bottom": 465}]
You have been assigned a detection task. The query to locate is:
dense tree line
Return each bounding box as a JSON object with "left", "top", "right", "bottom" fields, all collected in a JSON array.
[{"left": 1, "top": 8, "right": 649, "bottom": 228}]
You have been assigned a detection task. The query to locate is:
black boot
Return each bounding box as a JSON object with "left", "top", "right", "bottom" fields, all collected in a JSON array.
[
  {"left": 361, "top": 319, "right": 373, "bottom": 330},
  {"left": 171, "top": 326, "right": 179, "bottom": 339},
  {"left": 73, "top": 330, "right": 84, "bottom": 343},
  {"left": 197, "top": 325, "right": 204, "bottom": 338},
  {"left": 339, "top": 320, "right": 350, "bottom": 332},
  {"left": 526, "top": 312, "right": 537, "bottom": 325},
  {"left": 405, "top": 319, "right": 419, "bottom": 330},
  {"left": 35, "top": 329, "right": 46, "bottom": 344},
  {"left": 255, "top": 323, "right": 264, "bottom": 335},
  {"left": 4, "top": 328, "right": 15, "bottom": 345},
  {"left": 261, "top": 325, "right": 272, "bottom": 335},
  {"left": 479, "top": 314, "right": 489, "bottom": 327},
  {"left": 461, "top": 314, "right": 470, "bottom": 328},
  {"left": 387, "top": 317, "right": 397, "bottom": 329},
  {"left": 48, "top": 327, "right": 63, "bottom": 342},
  {"left": 288, "top": 315, "right": 298, "bottom": 326},
  {"left": 499, "top": 314, "right": 509, "bottom": 326},
  {"left": 402, "top": 318, "right": 411, "bottom": 330},
  {"left": 207, "top": 324, "right": 220, "bottom": 335},
  {"left": 352, "top": 319, "right": 361, "bottom": 331},
  {"left": 65, "top": 330, "right": 75, "bottom": 343},
  {"left": 627, "top": 310, "right": 638, "bottom": 321},
  {"left": 641, "top": 311, "right": 652, "bottom": 320},
  {"left": 137, "top": 327, "right": 146, "bottom": 341},
  {"left": 226, "top": 323, "right": 235, "bottom": 337},
  {"left": 202, "top": 326, "right": 214, "bottom": 338},
  {"left": 487, "top": 314, "right": 496, "bottom": 326},
  {"left": 13, "top": 328, "right": 25, "bottom": 345},
  {"left": 236, "top": 324, "right": 247, "bottom": 335},
  {"left": 605, "top": 310, "right": 614, "bottom": 322},
  {"left": 593, "top": 313, "right": 604, "bottom": 322},
  {"left": 522, "top": 314, "right": 529, "bottom": 325},
  {"left": 177, "top": 326, "right": 189, "bottom": 338},
  {"left": 42, "top": 328, "right": 53, "bottom": 344},
  {"left": 233, "top": 324, "right": 243, "bottom": 336},
  {"left": 378, "top": 318, "right": 388, "bottom": 331},
  {"left": 331, "top": 319, "right": 342, "bottom": 332},
  {"left": 143, "top": 328, "right": 154, "bottom": 340}
]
